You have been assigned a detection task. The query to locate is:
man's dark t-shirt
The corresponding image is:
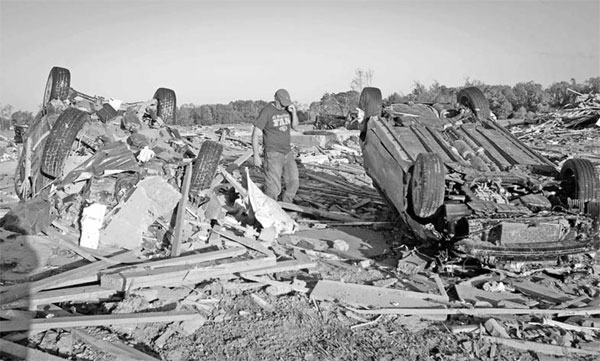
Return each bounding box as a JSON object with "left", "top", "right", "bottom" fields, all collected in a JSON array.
[{"left": 255, "top": 103, "right": 292, "bottom": 154}]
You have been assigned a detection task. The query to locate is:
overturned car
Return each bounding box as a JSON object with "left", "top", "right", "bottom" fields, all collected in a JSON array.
[
  {"left": 6, "top": 67, "right": 223, "bottom": 239},
  {"left": 358, "top": 87, "right": 600, "bottom": 265}
]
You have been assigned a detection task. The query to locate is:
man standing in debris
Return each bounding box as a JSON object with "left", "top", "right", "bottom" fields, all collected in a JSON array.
[{"left": 252, "top": 89, "right": 299, "bottom": 203}]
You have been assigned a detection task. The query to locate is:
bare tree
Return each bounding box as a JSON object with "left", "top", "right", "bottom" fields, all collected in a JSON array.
[{"left": 350, "top": 68, "right": 374, "bottom": 92}]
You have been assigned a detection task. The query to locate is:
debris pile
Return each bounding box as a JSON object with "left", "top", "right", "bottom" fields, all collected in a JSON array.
[
  {"left": 505, "top": 93, "right": 600, "bottom": 173},
  {"left": 313, "top": 111, "right": 361, "bottom": 131},
  {"left": 2, "top": 120, "right": 599, "bottom": 359},
  {"left": 548, "top": 92, "right": 600, "bottom": 129},
  {"left": 0, "top": 72, "right": 599, "bottom": 360}
]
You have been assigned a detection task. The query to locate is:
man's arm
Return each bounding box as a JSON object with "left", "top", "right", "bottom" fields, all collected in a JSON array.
[
  {"left": 288, "top": 105, "right": 299, "bottom": 131},
  {"left": 252, "top": 126, "right": 262, "bottom": 168}
]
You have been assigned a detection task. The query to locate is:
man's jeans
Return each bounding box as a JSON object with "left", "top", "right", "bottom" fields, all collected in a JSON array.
[{"left": 264, "top": 150, "right": 299, "bottom": 203}]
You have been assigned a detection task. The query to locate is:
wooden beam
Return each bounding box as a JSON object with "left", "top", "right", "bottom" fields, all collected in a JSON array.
[
  {"left": 46, "top": 224, "right": 119, "bottom": 260},
  {"left": 0, "top": 249, "right": 139, "bottom": 305},
  {"left": 212, "top": 226, "right": 271, "bottom": 255},
  {"left": 106, "top": 247, "right": 247, "bottom": 274},
  {"left": 0, "top": 311, "right": 198, "bottom": 333},
  {"left": 0, "top": 339, "right": 68, "bottom": 361},
  {"left": 346, "top": 306, "right": 600, "bottom": 317},
  {"left": 279, "top": 202, "right": 363, "bottom": 222},
  {"left": 0, "top": 285, "right": 116, "bottom": 310},
  {"left": 510, "top": 279, "right": 578, "bottom": 305},
  {"left": 219, "top": 167, "right": 247, "bottom": 197},
  {"left": 240, "top": 260, "right": 317, "bottom": 276},
  {"left": 211, "top": 149, "right": 253, "bottom": 188},
  {"left": 71, "top": 329, "right": 160, "bottom": 361},
  {"left": 100, "top": 256, "right": 277, "bottom": 291},
  {"left": 455, "top": 284, "right": 529, "bottom": 307},
  {"left": 2, "top": 304, "right": 75, "bottom": 342},
  {"left": 171, "top": 163, "right": 192, "bottom": 257},
  {"left": 311, "top": 280, "right": 448, "bottom": 309},
  {"left": 481, "top": 336, "right": 600, "bottom": 357},
  {"left": 241, "top": 275, "right": 309, "bottom": 293}
]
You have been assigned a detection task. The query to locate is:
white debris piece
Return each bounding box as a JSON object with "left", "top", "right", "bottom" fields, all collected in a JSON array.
[
  {"left": 80, "top": 203, "right": 107, "bottom": 249},
  {"left": 137, "top": 146, "right": 155, "bottom": 162},
  {"left": 107, "top": 98, "right": 122, "bottom": 112},
  {"left": 245, "top": 168, "right": 297, "bottom": 237}
]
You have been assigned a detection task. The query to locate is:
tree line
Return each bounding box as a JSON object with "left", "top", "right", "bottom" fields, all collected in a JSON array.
[
  {"left": 307, "top": 77, "right": 600, "bottom": 121},
  {"left": 1, "top": 77, "right": 598, "bottom": 131}
]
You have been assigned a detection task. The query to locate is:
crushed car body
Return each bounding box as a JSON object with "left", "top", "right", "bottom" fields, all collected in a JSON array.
[
  {"left": 357, "top": 86, "right": 600, "bottom": 265},
  {"left": 4, "top": 67, "right": 223, "bottom": 246}
]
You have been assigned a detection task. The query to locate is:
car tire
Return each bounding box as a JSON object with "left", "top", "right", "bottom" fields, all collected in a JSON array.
[
  {"left": 154, "top": 88, "right": 177, "bottom": 124},
  {"left": 40, "top": 108, "right": 90, "bottom": 178},
  {"left": 43, "top": 67, "right": 71, "bottom": 106},
  {"left": 358, "top": 87, "right": 383, "bottom": 118},
  {"left": 457, "top": 87, "right": 490, "bottom": 120},
  {"left": 190, "top": 140, "right": 223, "bottom": 196},
  {"left": 409, "top": 153, "right": 445, "bottom": 218},
  {"left": 560, "top": 158, "right": 600, "bottom": 202}
]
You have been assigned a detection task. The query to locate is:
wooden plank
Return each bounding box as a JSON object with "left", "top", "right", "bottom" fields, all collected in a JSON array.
[
  {"left": 212, "top": 226, "right": 271, "bottom": 255},
  {"left": 303, "top": 162, "right": 364, "bottom": 175},
  {"left": 39, "top": 230, "right": 95, "bottom": 262},
  {"left": 107, "top": 247, "right": 247, "bottom": 273},
  {"left": 0, "top": 250, "right": 139, "bottom": 305},
  {"left": 242, "top": 275, "right": 308, "bottom": 293},
  {"left": 240, "top": 260, "right": 317, "bottom": 276},
  {"left": 211, "top": 149, "right": 253, "bottom": 187},
  {"left": 346, "top": 307, "right": 600, "bottom": 317},
  {"left": 219, "top": 167, "right": 247, "bottom": 197},
  {"left": 459, "top": 125, "right": 512, "bottom": 169},
  {"left": 305, "top": 173, "right": 369, "bottom": 195},
  {"left": 310, "top": 280, "right": 447, "bottom": 309},
  {"left": 510, "top": 279, "right": 575, "bottom": 305},
  {"left": 0, "top": 339, "right": 68, "bottom": 361},
  {"left": 100, "top": 256, "right": 277, "bottom": 291},
  {"left": 0, "top": 285, "right": 116, "bottom": 310},
  {"left": 3, "top": 304, "right": 75, "bottom": 342},
  {"left": 71, "top": 329, "right": 160, "bottom": 361},
  {"left": 0, "top": 311, "right": 197, "bottom": 333},
  {"left": 171, "top": 163, "right": 193, "bottom": 257},
  {"left": 279, "top": 202, "right": 362, "bottom": 222},
  {"left": 553, "top": 294, "right": 590, "bottom": 310},
  {"left": 431, "top": 274, "right": 449, "bottom": 300},
  {"left": 455, "top": 284, "right": 529, "bottom": 307},
  {"left": 481, "top": 336, "right": 600, "bottom": 357}
]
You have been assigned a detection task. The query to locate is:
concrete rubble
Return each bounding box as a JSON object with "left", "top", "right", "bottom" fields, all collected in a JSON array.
[{"left": 0, "top": 76, "right": 599, "bottom": 360}]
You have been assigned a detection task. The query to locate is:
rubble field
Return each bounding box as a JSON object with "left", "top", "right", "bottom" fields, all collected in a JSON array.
[{"left": 0, "top": 84, "right": 599, "bottom": 361}]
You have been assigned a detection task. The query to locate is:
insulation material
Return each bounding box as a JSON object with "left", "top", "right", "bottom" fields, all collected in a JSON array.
[{"left": 245, "top": 168, "right": 297, "bottom": 237}]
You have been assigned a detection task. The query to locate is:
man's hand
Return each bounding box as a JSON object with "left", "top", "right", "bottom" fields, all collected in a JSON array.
[
  {"left": 254, "top": 154, "right": 263, "bottom": 168},
  {"left": 287, "top": 104, "right": 296, "bottom": 113}
]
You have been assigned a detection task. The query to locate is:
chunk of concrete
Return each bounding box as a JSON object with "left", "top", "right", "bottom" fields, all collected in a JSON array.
[{"left": 100, "top": 176, "right": 181, "bottom": 249}]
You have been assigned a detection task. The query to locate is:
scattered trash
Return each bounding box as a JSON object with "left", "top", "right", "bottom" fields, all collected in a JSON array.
[{"left": 0, "top": 68, "right": 598, "bottom": 360}]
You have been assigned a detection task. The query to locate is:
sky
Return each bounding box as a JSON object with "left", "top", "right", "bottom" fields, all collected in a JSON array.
[{"left": 1, "top": 0, "right": 599, "bottom": 112}]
